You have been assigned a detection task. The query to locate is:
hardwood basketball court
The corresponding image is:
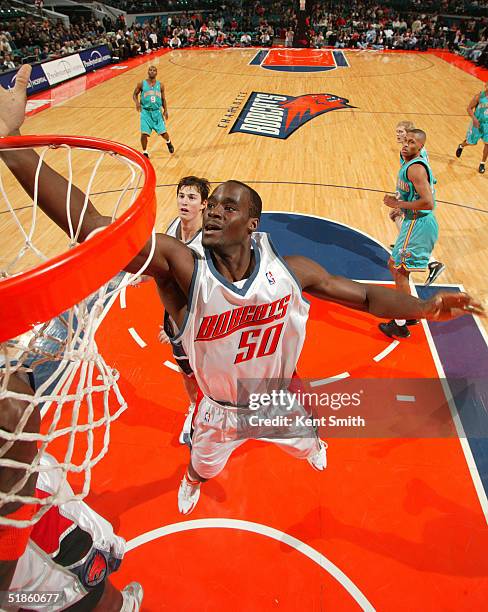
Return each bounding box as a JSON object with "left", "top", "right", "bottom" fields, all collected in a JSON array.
[{"left": 1, "top": 47, "right": 488, "bottom": 610}]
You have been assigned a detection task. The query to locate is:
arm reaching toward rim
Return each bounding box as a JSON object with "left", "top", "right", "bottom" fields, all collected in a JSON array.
[
  {"left": 286, "top": 255, "right": 484, "bottom": 321},
  {"left": 0, "top": 66, "right": 195, "bottom": 298}
]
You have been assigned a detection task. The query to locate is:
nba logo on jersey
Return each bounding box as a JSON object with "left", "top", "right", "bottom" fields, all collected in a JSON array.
[
  {"left": 266, "top": 271, "right": 276, "bottom": 285},
  {"left": 249, "top": 49, "right": 349, "bottom": 73},
  {"left": 230, "top": 92, "right": 354, "bottom": 139}
]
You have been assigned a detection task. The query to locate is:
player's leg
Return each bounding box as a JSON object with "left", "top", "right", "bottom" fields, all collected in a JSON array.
[
  {"left": 379, "top": 261, "right": 412, "bottom": 338},
  {"left": 456, "top": 121, "right": 480, "bottom": 158},
  {"left": 178, "top": 371, "right": 198, "bottom": 446},
  {"left": 140, "top": 109, "right": 152, "bottom": 157},
  {"left": 160, "top": 130, "right": 174, "bottom": 154},
  {"left": 178, "top": 398, "right": 245, "bottom": 514},
  {"left": 153, "top": 112, "right": 174, "bottom": 153},
  {"left": 479, "top": 141, "right": 488, "bottom": 174}
]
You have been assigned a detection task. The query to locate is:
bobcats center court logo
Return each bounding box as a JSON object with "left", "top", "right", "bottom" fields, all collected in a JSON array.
[{"left": 230, "top": 92, "right": 355, "bottom": 139}]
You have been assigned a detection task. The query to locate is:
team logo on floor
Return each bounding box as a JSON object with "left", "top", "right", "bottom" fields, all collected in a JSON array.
[
  {"left": 230, "top": 92, "right": 354, "bottom": 139},
  {"left": 250, "top": 49, "right": 349, "bottom": 72}
]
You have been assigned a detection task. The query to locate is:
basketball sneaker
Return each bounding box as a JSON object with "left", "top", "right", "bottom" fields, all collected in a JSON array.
[
  {"left": 307, "top": 440, "right": 328, "bottom": 471},
  {"left": 121, "top": 582, "right": 144, "bottom": 611},
  {"left": 143, "top": 152, "right": 149, "bottom": 158},
  {"left": 455, "top": 144, "right": 464, "bottom": 158},
  {"left": 179, "top": 403, "right": 195, "bottom": 447},
  {"left": 425, "top": 261, "right": 445, "bottom": 286},
  {"left": 178, "top": 474, "right": 201, "bottom": 514},
  {"left": 379, "top": 320, "right": 410, "bottom": 338},
  {"left": 167, "top": 142, "right": 175, "bottom": 154},
  {"left": 406, "top": 319, "right": 420, "bottom": 326},
  {"left": 479, "top": 163, "right": 485, "bottom": 174}
]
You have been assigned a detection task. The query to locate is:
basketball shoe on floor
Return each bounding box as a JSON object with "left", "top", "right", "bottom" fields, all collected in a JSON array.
[
  {"left": 379, "top": 320, "right": 410, "bottom": 338},
  {"left": 455, "top": 144, "right": 464, "bottom": 158},
  {"left": 167, "top": 142, "right": 175, "bottom": 154},
  {"left": 179, "top": 403, "right": 195, "bottom": 447},
  {"left": 425, "top": 261, "right": 445, "bottom": 286},
  {"left": 121, "top": 582, "right": 144, "bottom": 611},
  {"left": 479, "top": 163, "right": 485, "bottom": 174},
  {"left": 307, "top": 440, "right": 328, "bottom": 471},
  {"left": 178, "top": 474, "right": 201, "bottom": 514},
  {"left": 143, "top": 152, "right": 149, "bottom": 158}
]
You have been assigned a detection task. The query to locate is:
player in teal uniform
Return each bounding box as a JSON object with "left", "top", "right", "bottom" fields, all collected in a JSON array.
[
  {"left": 455, "top": 81, "right": 488, "bottom": 173},
  {"left": 390, "top": 120, "right": 444, "bottom": 286},
  {"left": 381, "top": 129, "right": 439, "bottom": 338},
  {"left": 133, "top": 65, "right": 174, "bottom": 158}
]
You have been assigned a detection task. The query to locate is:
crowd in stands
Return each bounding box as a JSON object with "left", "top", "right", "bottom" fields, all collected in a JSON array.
[{"left": 0, "top": 0, "right": 487, "bottom": 73}]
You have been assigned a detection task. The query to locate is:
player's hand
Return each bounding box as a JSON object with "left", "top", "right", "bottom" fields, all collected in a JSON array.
[
  {"left": 384, "top": 194, "right": 400, "bottom": 208},
  {"left": 0, "top": 64, "right": 31, "bottom": 137},
  {"left": 136, "top": 103, "right": 141, "bottom": 112},
  {"left": 389, "top": 207, "right": 403, "bottom": 221},
  {"left": 158, "top": 325, "right": 171, "bottom": 344},
  {"left": 164, "top": 110, "right": 169, "bottom": 120},
  {"left": 473, "top": 117, "right": 480, "bottom": 129},
  {"left": 425, "top": 291, "right": 485, "bottom": 321}
]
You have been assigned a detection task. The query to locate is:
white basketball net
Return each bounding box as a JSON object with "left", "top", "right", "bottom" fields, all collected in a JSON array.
[{"left": 0, "top": 143, "right": 155, "bottom": 527}]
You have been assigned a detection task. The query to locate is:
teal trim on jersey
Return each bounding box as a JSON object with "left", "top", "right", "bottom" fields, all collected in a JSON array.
[{"left": 396, "top": 157, "right": 436, "bottom": 221}]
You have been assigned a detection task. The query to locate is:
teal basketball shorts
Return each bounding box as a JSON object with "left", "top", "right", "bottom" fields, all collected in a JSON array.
[
  {"left": 391, "top": 213, "right": 438, "bottom": 271},
  {"left": 466, "top": 120, "right": 488, "bottom": 145},
  {"left": 140, "top": 108, "right": 166, "bottom": 135}
]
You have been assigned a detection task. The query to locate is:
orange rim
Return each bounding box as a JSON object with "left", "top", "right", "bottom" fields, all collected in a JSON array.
[{"left": 0, "top": 135, "right": 156, "bottom": 343}]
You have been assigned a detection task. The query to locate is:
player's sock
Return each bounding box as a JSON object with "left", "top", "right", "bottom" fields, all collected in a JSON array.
[
  {"left": 395, "top": 319, "right": 406, "bottom": 327},
  {"left": 142, "top": 150, "right": 149, "bottom": 158}
]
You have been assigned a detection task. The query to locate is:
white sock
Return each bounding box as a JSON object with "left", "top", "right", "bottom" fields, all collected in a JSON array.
[
  {"left": 395, "top": 319, "right": 406, "bottom": 326},
  {"left": 166, "top": 139, "right": 172, "bottom": 144},
  {"left": 143, "top": 150, "right": 148, "bottom": 154}
]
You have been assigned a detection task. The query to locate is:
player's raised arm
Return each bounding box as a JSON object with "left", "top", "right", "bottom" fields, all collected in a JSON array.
[
  {"left": 0, "top": 65, "right": 194, "bottom": 295},
  {"left": 286, "top": 255, "right": 484, "bottom": 321}
]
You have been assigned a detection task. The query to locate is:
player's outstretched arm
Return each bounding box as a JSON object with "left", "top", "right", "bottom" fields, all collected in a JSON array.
[
  {"left": 0, "top": 66, "right": 195, "bottom": 293},
  {"left": 286, "top": 256, "right": 484, "bottom": 321}
]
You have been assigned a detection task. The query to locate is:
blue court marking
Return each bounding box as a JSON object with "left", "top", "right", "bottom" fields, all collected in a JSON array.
[
  {"left": 249, "top": 50, "right": 268, "bottom": 65},
  {"left": 260, "top": 211, "right": 391, "bottom": 280},
  {"left": 419, "top": 285, "right": 488, "bottom": 498},
  {"left": 333, "top": 50, "right": 350, "bottom": 67},
  {"left": 260, "top": 212, "right": 488, "bottom": 503}
]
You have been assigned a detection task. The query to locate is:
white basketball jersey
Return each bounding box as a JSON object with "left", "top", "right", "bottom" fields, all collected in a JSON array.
[
  {"left": 166, "top": 217, "right": 203, "bottom": 255},
  {"left": 176, "top": 232, "right": 309, "bottom": 404}
]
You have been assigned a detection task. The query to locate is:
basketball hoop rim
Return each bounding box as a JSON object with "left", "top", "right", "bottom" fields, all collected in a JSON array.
[{"left": 0, "top": 135, "right": 156, "bottom": 343}]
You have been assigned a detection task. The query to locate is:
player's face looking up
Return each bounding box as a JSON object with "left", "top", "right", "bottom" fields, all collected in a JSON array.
[
  {"left": 202, "top": 182, "right": 258, "bottom": 249},
  {"left": 147, "top": 66, "right": 157, "bottom": 79},
  {"left": 177, "top": 185, "right": 206, "bottom": 222}
]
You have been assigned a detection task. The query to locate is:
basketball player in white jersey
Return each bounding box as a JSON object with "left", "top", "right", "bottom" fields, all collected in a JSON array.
[
  {"left": 160, "top": 176, "right": 209, "bottom": 445},
  {"left": 1, "top": 66, "right": 484, "bottom": 517}
]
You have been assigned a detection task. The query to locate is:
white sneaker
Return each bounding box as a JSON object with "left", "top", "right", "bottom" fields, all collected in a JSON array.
[
  {"left": 178, "top": 474, "right": 201, "bottom": 514},
  {"left": 179, "top": 403, "right": 195, "bottom": 446},
  {"left": 307, "top": 440, "right": 328, "bottom": 471},
  {"left": 121, "top": 581, "right": 144, "bottom": 611}
]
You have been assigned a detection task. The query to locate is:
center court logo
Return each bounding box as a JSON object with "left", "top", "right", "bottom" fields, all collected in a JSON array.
[{"left": 230, "top": 92, "right": 355, "bottom": 139}]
